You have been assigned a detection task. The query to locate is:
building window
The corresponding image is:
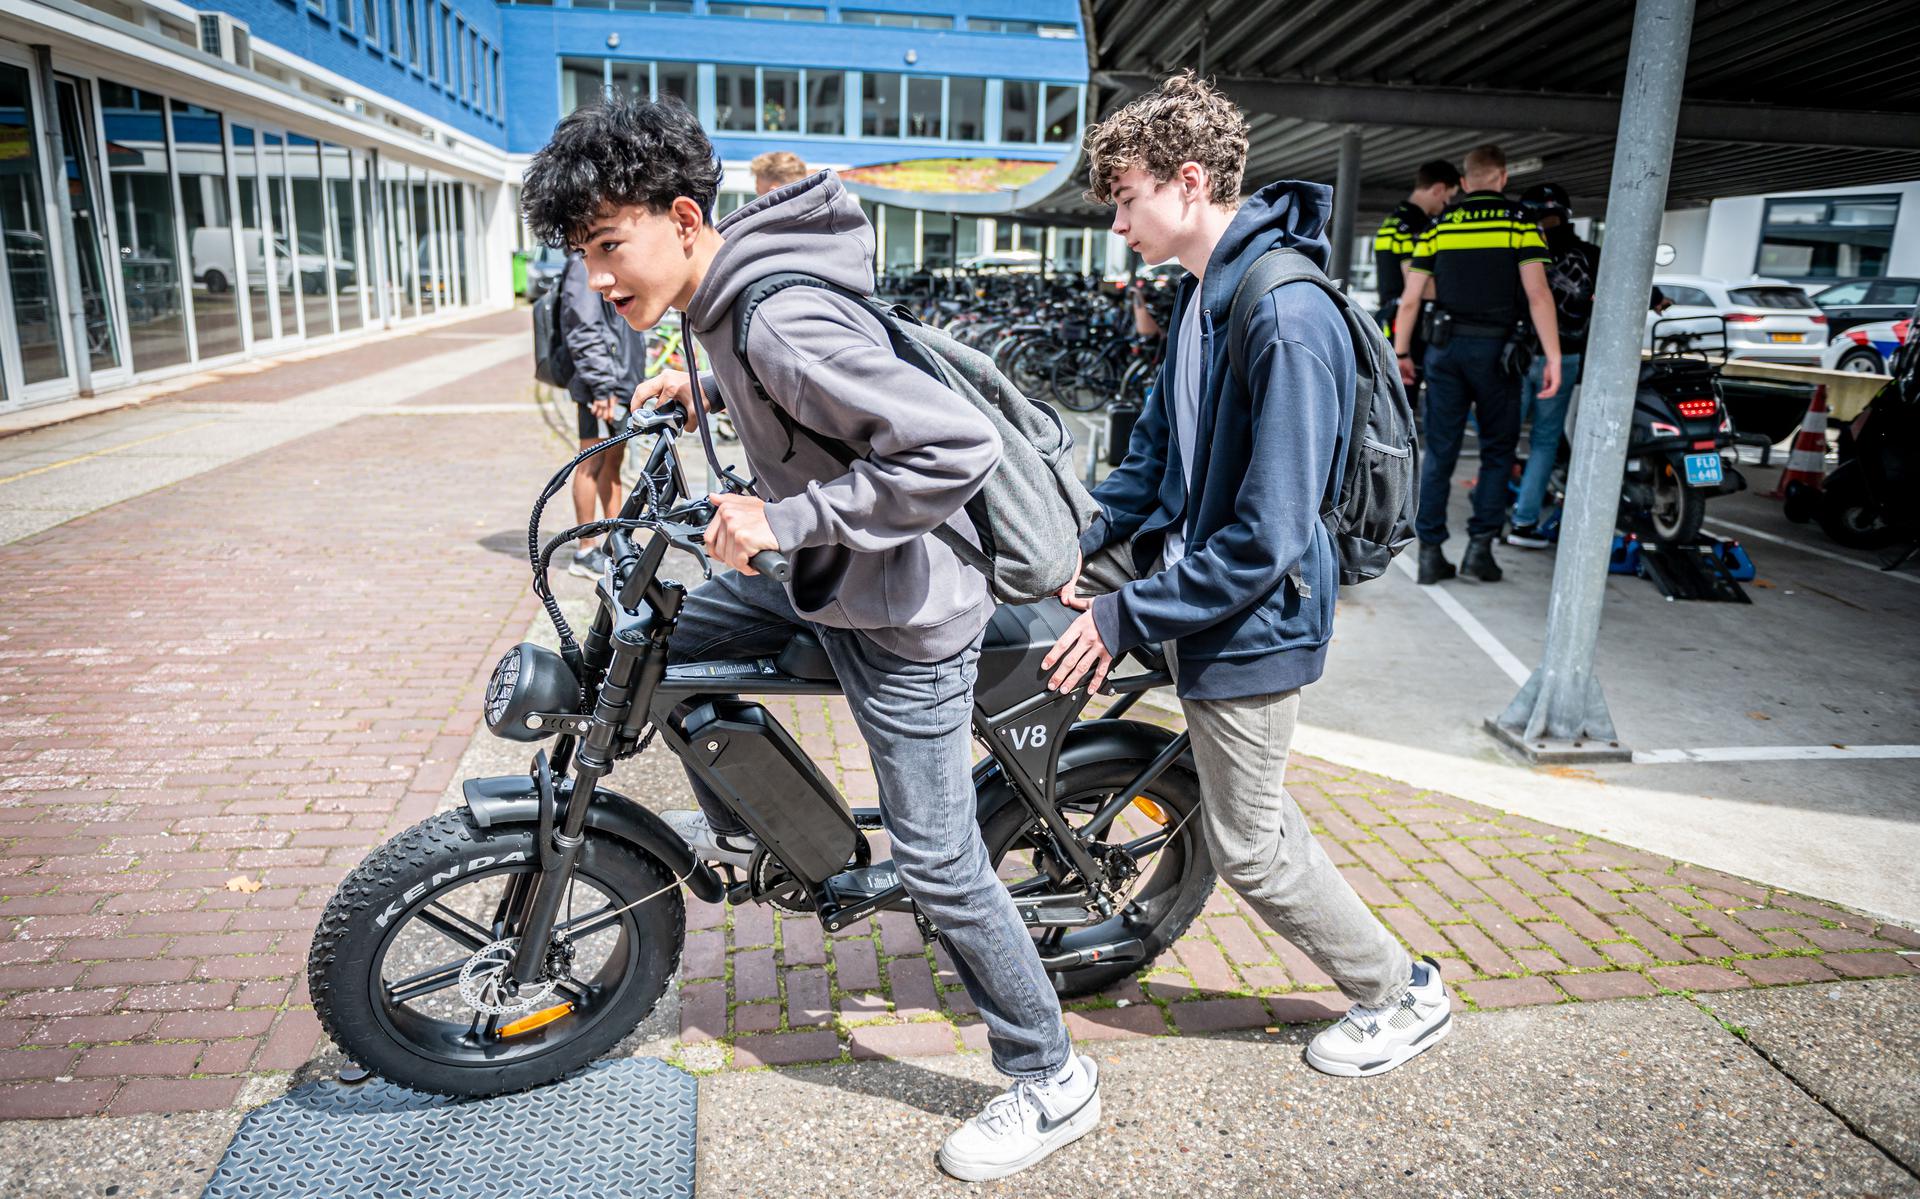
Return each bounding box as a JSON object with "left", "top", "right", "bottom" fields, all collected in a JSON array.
[
  {"left": 1757, "top": 194, "right": 1901, "bottom": 279},
  {"left": 862, "top": 72, "right": 900, "bottom": 138},
  {"left": 904, "top": 75, "right": 941, "bottom": 138},
  {"left": 968, "top": 18, "right": 1074, "bottom": 36},
  {"left": 609, "top": 60, "right": 648, "bottom": 102},
  {"left": 569, "top": 0, "right": 691, "bottom": 9},
  {"left": 806, "top": 69, "right": 844, "bottom": 135},
  {"left": 656, "top": 61, "right": 697, "bottom": 109},
  {"left": 948, "top": 75, "right": 983, "bottom": 140},
  {"left": 562, "top": 57, "right": 604, "bottom": 114},
  {"left": 308, "top": 0, "right": 326, "bottom": 17},
  {"left": 842, "top": 9, "right": 952, "bottom": 28},
  {"left": 714, "top": 65, "right": 755, "bottom": 131},
  {"left": 405, "top": 0, "right": 420, "bottom": 64},
  {"left": 100, "top": 81, "right": 190, "bottom": 370},
  {"left": 494, "top": 49, "right": 504, "bottom": 116},
  {"left": 1042, "top": 83, "right": 1079, "bottom": 144},
  {"left": 762, "top": 69, "right": 799, "bottom": 132},
  {"left": 707, "top": 3, "right": 825, "bottom": 19},
  {"left": 1001, "top": 80, "right": 1036, "bottom": 143}
]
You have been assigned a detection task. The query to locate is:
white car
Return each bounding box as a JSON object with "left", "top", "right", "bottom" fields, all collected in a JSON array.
[
  {"left": 1820, "top": 314, "right": 1912, "bottom": 374},
  {"left": 1648, "top": 274, "right": 1829, "bottom": 365}
]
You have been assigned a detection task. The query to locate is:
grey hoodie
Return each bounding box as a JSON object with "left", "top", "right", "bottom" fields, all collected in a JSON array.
[{"left": 685, "top": 171, "right": 998, "bottom": 663}]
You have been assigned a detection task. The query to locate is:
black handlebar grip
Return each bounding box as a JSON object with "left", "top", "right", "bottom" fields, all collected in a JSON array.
[{"left": 749, "top": 550, "right": 792, "bottom": 582}]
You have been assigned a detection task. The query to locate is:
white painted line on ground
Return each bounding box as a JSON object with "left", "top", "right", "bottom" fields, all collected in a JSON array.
[
  {"left": 1704, "top": 517, "right": 1918, "bottom": 587},
  {"left": 1632, "top": 744, "right": 1920, "bottom": 765},
  {"left": 1390, "top": 552, "right": 1533, "bottom": 685}
]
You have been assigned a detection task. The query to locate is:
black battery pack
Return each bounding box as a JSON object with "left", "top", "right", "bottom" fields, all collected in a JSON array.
[{"left": 682, "top": 699, "right": 859, "bottom": 886}]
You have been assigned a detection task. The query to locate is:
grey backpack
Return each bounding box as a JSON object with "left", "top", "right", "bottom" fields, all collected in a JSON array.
[
  {"left": 730, "top": 273, "right": 1097, "bottom": 605},
  {"left": 1227, "top": 248, "right": 1418, "bottom": 585}
]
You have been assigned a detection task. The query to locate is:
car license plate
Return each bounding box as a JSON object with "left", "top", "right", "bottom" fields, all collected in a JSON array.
[
  {"left": 1684, "top": 452, "right": 1723, "bottom": 487},
  {"left": 1769, "top": 332, "right": 1805, "bottom": 343}
]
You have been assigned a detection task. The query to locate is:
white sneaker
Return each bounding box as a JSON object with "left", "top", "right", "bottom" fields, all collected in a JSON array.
[
  {"left": 1304, "top": 956, "right": 1452, "bottom": 1078},
  {"left": 659, "top": 809, "right": 760, "bottom": 871},
  {"left": 938, "top": 1053, "right": 1101, "bottom": 1182}
]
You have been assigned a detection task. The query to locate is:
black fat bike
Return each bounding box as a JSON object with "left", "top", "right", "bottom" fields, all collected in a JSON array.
[{"left": 308, "top": 404, "right": 1215, "bottom": 1097}]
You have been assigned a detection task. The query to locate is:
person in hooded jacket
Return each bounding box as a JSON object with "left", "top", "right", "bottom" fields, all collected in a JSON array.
[
  {"left": 519, "top": 96, "right": 1094, "bottom": 1183},
  {"left": 1046, "top": 73, "right": 1453, "bottom": 1082},
  {"left": 557, "top": 249, "right": 644, "bottom": 578}
]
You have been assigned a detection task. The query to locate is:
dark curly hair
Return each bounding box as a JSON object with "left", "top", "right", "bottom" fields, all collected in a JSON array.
[
  {"left": 520, "top": 94, "right": 721, "bottom": 248},
  {"left": 1082, "top": 71, "right": 1249, "bottom": 207}
]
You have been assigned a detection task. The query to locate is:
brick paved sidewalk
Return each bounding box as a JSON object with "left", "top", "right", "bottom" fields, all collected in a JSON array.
[
  {"left": 0, "top": 315, "right": 549, "bottom": 1118},
  {"left": 671, "top": 694, "right": 1920, "bottom": 1074}
]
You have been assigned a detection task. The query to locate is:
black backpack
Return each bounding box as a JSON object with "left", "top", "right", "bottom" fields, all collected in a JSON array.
[
  {"left": 531, "top": 265, "right": 574, "bottom": 389},
  {"left": 1226, "top": 248, "right": 1418, "bottom": 585}
]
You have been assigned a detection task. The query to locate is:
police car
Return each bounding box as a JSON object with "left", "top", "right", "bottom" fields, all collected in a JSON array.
[{"left": 1820, "top": 313, "right": 1912, "bottom": 375}]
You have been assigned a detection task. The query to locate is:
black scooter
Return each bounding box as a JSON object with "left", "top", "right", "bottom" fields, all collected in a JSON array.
[
  {"left": 1622, "top": 319, "right": 1748, "bottom": 545},
  {"left": 308, "top": 405, "right": 1215, "bottom": 1097},
  {"left": 1812, "top": 330, "right": 1918, "bottom": 564}
]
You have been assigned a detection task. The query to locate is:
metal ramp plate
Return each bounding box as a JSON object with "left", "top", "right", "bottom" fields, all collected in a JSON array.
[{"left": 201, "top": 1058, "right": 695, "bottom": 1199}]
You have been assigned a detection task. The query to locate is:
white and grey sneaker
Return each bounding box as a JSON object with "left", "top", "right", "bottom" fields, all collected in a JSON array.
[
  {"left": 1304, "top": 956, "right": 1451, "bottom": 1078},
  {"left": 659, "top": 809, "right": 761, "bottom": 871},
  {"left": 938, "top": 1053, "right": 1101, "bottom": 1182},
  {"left": 568, "top": 547, "right": 608, "bottom": 580}
]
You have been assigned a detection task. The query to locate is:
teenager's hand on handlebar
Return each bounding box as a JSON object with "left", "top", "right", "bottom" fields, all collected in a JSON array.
[
  {"left": 1043, "top": 609, "right": 1113, "bottom": 693},
  {"left": 634, "top": 369, "right": 699, "bottom": 432},
  {"left": 706, "top": 492, "right": 780, "bottom": 574}
]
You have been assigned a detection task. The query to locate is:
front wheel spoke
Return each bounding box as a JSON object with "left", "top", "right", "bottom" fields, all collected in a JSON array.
[
  {"left": 385, "top": 959, "right": 466, "bottom": 1003},
  {"left": 418, "top": 904, "right": 492, "bottom": 951},
  {"left": 555, "top": 905, "right": 625, "bottom": 942}
]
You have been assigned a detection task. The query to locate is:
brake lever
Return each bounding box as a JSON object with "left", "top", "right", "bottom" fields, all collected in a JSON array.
[{"left": 655, "top": 517, "right": 714, "bottom": 579}]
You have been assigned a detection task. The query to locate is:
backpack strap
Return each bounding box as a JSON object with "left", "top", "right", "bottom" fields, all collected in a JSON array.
[
  {"left": 1225, "top": 247, "right": 1382, "bottom": 525},
  {"left": 725, "top": 272, "right": 993, "bottom": 577}
]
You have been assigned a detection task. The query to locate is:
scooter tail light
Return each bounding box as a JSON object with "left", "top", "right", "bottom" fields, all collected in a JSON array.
[
  {"left": 1676, "top": 398, "right": 1718, "bottom": 418},
  {"left": 1651, "top": 421, "right": 1681, "bottom": 437}
]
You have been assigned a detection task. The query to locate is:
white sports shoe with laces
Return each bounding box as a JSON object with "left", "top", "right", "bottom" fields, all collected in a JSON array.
[
  {"left": 938, "top": 1052, "right": 1101, "bottom": 1181},
  {"left": 1304, "top": 956, "right": 1452, "bottom": 1077}
]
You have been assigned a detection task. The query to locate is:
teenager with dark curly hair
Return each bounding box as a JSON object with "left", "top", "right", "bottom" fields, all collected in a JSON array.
[{"left": 520, "top": 96, "right": 1097, "bottom": 1181}]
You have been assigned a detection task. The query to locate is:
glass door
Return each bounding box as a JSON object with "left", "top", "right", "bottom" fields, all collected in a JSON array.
[
  {"left": 262, "top": 131, "right": 300, "bottom": 340},
  {"left": 0, "top": 57, "right": 68, "bottom": 404},
  {"left": 52, "top": 76, "right": 119, "bottom": 378},
  {"left": 230, "top": 124, "right": 279, "bottom": 343},
  {"left": 287, "top": 135, "right": 332, "bottom": 338}
]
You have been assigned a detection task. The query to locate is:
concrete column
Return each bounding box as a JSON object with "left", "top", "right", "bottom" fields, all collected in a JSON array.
[
  {"left": 1489, "top": 0, "right": 1698, "bottom": 762},
  {"left": 1329, "top": 129, "right": 1361, "bottom": 285}
]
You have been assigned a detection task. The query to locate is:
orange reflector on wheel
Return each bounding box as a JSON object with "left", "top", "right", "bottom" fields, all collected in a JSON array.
[
  {"left": 1132, "top": 796, "right": 1167, "bottom": 824},
  {"left": 499, "top": 1002, "right": 574, "bottom": 1037}
]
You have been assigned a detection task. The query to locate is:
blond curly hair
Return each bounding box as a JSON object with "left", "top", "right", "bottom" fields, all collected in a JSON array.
[{"left": 1082, "top": 72, "right": 1250, "bottom": 207}]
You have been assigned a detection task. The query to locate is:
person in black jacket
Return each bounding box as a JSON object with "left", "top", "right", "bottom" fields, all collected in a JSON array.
[{"left": 558, "top": 249, "right": 644, "bottom": 578}]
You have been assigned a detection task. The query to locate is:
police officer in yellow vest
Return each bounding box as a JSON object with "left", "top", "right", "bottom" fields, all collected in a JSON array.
[
  {"left": 1373, "top": 159, "right": 1461, "bottom": 335},
  {"left": 1392, "top": 144, "right": 1561, "bottom": 585}
]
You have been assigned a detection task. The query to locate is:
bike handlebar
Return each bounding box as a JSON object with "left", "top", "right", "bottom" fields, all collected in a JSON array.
[{"left": 749, "top": 550, "right": 791, "bottom": 582}]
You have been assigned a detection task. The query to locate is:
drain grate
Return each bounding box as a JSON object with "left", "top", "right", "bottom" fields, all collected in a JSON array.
[{"left": 202, "top": 1058, "right": 696, "bottom": 1199}]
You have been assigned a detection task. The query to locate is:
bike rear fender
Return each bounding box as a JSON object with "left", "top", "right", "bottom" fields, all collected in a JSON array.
[{"left": 462, "top": 775, "right": 727, "bottom": 903}]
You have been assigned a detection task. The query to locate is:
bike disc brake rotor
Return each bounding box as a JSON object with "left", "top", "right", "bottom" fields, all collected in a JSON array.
[{"left": 457, "top": 938, "right": 561, "bottom": 1016}]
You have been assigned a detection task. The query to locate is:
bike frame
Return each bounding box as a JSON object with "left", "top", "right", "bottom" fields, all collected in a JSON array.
[{"left": 501, "top": 418, "right": 1192, "bottom": 983}]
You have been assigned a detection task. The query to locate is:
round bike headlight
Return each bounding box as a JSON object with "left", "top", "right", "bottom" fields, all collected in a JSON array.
[{"left": 483, "top": 643, "right": 580, "bottom": 742}]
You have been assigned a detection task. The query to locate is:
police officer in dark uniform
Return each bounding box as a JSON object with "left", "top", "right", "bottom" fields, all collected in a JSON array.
[
  {"left": 1373, "top": 159, "right": 1461, "bottom": 335},
  {"left": 1392, "top": 144, "right": 1562, "bottom": 585}
]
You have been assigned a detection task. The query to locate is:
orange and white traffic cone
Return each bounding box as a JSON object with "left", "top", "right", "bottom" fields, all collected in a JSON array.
[{"left": 1763, "top": 384, "right": 1830, "bottom": 500}]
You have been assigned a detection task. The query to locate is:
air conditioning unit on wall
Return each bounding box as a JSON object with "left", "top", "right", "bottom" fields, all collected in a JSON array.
[{"left": 198, "top": 12, "right": 251, "bottom": 69}]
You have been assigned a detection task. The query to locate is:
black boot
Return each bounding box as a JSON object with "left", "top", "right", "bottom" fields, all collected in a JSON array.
[
  {"left": 1460, "top": 535, "right": 1503, "bottom": 582},
  {"left": 1417, "top": 542, "right": 1455, "bottom": 585}
]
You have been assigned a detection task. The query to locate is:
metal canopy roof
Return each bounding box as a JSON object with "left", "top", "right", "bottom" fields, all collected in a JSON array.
[{"left": 1016, "top": 0, "right": 1920, "bottom": 224}]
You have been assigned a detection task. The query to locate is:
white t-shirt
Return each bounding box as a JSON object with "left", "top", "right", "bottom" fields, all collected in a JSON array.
[{"left": 1162, "top": 298, "right": 1206, "bottom": 571}]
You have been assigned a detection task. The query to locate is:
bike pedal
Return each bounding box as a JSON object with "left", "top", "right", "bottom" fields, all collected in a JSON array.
[{"left": 829, "top": 863, "right": 900, "bottom": 903}]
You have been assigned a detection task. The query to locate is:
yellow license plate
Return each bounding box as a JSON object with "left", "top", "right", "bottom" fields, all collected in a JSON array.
[{"left": 1769, "top": 332, "right": 1805, "bottom": 343}]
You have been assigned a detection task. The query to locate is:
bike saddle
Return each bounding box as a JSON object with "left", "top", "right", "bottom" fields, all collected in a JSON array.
[{"left": 774, "top": 630, "right": 837, "bottom": 681}]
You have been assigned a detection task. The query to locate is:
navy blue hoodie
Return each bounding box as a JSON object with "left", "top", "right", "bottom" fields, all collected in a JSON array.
[{"left": 1084, "top": 180, "right": 1356, "bottom": 701}]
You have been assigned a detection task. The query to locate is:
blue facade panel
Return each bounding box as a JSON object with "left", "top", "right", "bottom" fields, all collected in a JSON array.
[{"left": 197, "top": 0, "right": 510, "bottom": 146}]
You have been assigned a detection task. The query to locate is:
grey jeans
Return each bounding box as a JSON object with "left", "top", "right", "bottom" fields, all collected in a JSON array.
[
  {"left": 667, "top": 569, "right": 1071, "bottom": 1079},
  {"left": 1081, "top": 542, "right": 1412, "bottom": 1007}
]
